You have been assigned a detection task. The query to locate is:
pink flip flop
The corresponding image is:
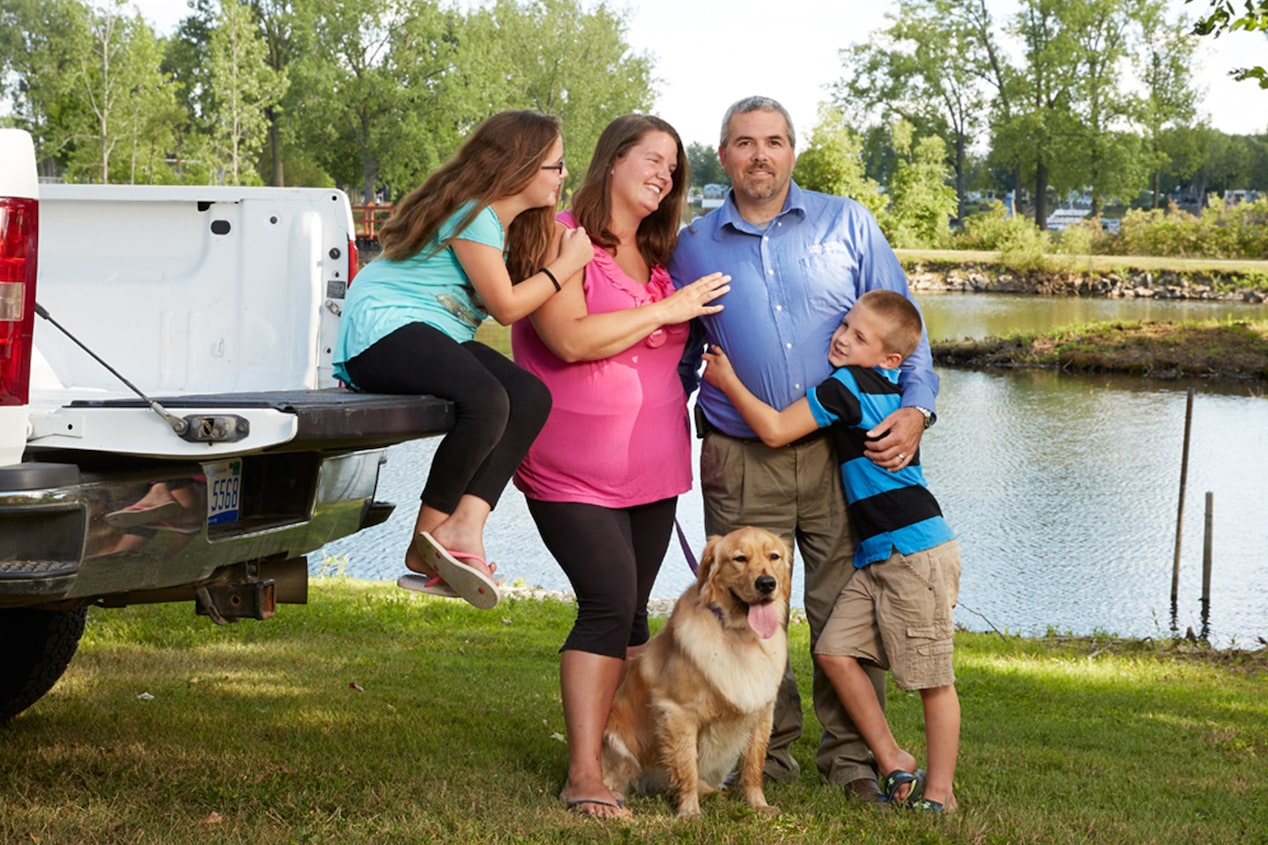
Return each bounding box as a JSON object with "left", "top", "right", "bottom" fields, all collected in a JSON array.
[
  {"left": 415, "top": 531, "right": 500, "bottom": 610},
  {"left": 396, "top": 573, "right": 459, "bottom": 598}
]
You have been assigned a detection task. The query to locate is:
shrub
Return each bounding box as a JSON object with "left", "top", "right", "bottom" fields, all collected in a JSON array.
[{"left": 958, "top": 202, "right": 1050, "bottom": 269}]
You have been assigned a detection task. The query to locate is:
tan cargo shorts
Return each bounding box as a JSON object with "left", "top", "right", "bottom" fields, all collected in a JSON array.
[{"left": 814, "top": 539, "right": 961, "bottom": 690}]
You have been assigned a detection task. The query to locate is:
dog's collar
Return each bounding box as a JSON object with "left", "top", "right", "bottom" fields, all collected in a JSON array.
[{"left": 708, "top": 604, "right": 725, "bottom": 623}]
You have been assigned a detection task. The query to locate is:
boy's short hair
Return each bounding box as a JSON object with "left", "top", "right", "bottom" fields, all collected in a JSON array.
[{"left": 854, "top": 290, "right": 923, "bottom": 359}]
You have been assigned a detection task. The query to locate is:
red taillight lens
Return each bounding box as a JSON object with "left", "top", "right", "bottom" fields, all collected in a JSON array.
[
  {"left": 0, "top": 197, "right": 38, "bottom": 405},
  {"left": 348, "top": 238, "right": 359, "bottom": 285}
]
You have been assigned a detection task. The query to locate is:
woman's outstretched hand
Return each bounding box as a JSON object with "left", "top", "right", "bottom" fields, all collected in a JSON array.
[{"left": 662, "top": 272, "right": 730, "bottom": 323}]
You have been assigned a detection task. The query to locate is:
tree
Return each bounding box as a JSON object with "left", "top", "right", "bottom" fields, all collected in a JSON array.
[
  {"left": 884, "top": 120, "right": 958, "bottom": 247},
  {"left": 118, "top": 16, "right": 184, "bottom": 184},
  {"left": 686, "top": 141, "right": 726, "bottom": 188},
  {"left": 792, "top": 106, "right": 885, "bottom": 218},
  {"left": 244, "top": 0, "right": 295, "bottom": 186},
  {"left": 1137, "top": 3, "right": 1201, "bottom": 207},
  {"left": 1000, "top": 0, "right": 1091, "bottom": 227},
  {"left": 67, "top": 4, "right": 184, "bottom": 183},
  {"left": 1064, "top": 0, "right": 1147, "bottom": 217},
  {"left": 832, "top": 0, "right": 990, "bottom": 221},
  {"left": 284, "top": 0, "right": 468, "bottom": 202},
  {"left": 461, "top": 0, "right": 654, "bottom": 194},
  {"left": 206, "top": 0, "right": 285, "bottom": 184},
  {"left": 1187, "top": 0, "right": 1268, "bottom": 86},
  {"left": 0, "top": 0, "right": 90, "bottom": 151}
]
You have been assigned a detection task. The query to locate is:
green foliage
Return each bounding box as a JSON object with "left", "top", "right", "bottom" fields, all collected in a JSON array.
[
  {"left": 793, "top": 105, "right": 886, "bottom": 217},
  {"left": 880, "top": 121, "right": 958, "bottom": 248},
  {"left": 953, "top": 194, "right": 1268, "bottom": 262},
  {"left": 461, "top": 0, "right": 654, "bottom": 200},
  {"left": 206, "top": 0, "right": 285, "bottom": 185},
  {"left": 1055, "top": 218, "right": 1104, "bottom": 256},
  {"left": 1113, "top": 196, "right": 1268, "bottom": 259},
  {"left": 686, "top": 141, "right": 726, "bottom": 187},
  {"left": 3, "top": 0, "right": 651, "bottom": 196},
  {"left": 1188, "top": 0, "right": 1268, "bottom": 86},
  {"left": 957, "top": 201, "right": 1051, "bottom": 269}
]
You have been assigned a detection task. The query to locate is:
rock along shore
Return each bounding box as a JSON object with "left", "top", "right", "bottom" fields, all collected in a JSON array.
[{"left": 903, "top": 263, "right": 1267, "bottom": 303}]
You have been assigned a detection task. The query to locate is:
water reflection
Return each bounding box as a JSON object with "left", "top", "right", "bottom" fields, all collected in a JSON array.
[
  {"left": 318, "top": 294, "right": 1267, "bottom": 648},
  {"left": 924, "top": 368, "right": 1267, "bottom": 649},
  {"left": 920, "top": 291, "right": 1268, "bottom": 345}
]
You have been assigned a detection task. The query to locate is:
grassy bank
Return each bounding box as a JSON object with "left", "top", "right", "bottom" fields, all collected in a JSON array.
[
  {"left": 933, "top": 318, "right": 1268, "bottom": 381},
  {"left": 2, "top": 580, "right": 1265, "bottom": 844}
]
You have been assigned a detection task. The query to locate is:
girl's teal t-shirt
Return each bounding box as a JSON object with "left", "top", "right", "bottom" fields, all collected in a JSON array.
[{"left": 334, "top": 202, "right": 503, "bottom": 385}]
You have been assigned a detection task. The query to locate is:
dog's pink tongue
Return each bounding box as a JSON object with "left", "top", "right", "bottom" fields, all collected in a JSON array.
[{"left": 748, "top": 602, "right": 780, "bottom": 639}]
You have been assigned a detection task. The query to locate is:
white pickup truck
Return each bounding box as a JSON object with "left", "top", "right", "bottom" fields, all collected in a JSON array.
[{"left": 0, "top": 128, "right": 449, "bottom": 722}]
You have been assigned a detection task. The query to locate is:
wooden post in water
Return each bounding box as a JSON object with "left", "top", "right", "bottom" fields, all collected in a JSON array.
[
  {"left": 1170, "top": 388, "right": 1194, "bottom": 607},
  {"left": 1202, "top": 491, "right": 1214, "bottom": 607}
]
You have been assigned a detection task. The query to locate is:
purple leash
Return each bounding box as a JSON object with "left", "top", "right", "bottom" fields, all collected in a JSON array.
[{"left": 675, "top": 518, "right": 699, "bottom": 575}]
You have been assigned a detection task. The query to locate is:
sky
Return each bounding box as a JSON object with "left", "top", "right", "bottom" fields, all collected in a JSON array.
[{"left": 132, "top": 0, "right": 1268, "bottom": 149}]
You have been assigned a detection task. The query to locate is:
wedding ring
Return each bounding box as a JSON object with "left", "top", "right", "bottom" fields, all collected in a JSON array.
[{"left": 897, "top": 453, "right": 906, "bottom": 461}]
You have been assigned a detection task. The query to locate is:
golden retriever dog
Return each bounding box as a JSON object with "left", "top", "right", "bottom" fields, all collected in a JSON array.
[{"left": 601, "top": 526, "right": 792, "bottom": 817}]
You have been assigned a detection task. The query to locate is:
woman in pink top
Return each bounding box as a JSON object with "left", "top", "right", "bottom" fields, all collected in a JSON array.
[{"left": 511, "top": 115, "right": 730, "bottom": 819}]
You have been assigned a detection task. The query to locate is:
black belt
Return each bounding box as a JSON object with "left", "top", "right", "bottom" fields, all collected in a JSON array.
[{"left": 694, "top": 404, "right": 826, "bottom": 449}]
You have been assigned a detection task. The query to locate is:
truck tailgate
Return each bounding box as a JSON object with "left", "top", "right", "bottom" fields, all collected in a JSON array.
[{"left": 26, "top": 389, "right": 453, "bottom": 458}]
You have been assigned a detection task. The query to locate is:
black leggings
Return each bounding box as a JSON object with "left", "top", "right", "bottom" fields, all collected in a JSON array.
[
  {"left": 344, "top": 322, "right": 551, "bottom": 513},
  {"left": 526, "top": 497, "right": 678, "bottom": 658}
]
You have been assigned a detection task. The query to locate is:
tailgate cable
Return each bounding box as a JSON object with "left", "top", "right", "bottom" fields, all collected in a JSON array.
[{"left": 35, "top": 303, "right": 249, "bottom": 443}]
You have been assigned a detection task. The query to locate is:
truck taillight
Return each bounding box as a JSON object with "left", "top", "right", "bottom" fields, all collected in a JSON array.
[
  {"left": 0, "top": 197, "right": 38, "bottom": 406},
  {"left": 348, "top": 238, "right": 359, "bottom": 284}
]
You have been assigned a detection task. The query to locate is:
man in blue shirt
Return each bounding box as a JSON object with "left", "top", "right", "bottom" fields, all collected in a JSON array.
[{"left": 669, "top": 96, "right": 938, "bottom": 803}]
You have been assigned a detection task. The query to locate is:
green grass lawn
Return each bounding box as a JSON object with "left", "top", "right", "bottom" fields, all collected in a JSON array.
[{"left": 2, "top": 580, "right": 1265, "bottom": 844}]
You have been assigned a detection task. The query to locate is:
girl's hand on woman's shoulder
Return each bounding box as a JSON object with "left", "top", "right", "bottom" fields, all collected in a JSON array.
[{"left": 555, "top": 225, "right": 593, "bottom": 279}]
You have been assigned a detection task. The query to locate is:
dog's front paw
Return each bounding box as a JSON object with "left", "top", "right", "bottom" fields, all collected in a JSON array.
[{"left": 675, "top": 801, "right": 702, "bottom": 818}]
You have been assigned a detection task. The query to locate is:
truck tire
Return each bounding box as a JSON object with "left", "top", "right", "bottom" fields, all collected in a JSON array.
[{"left": 0, "top": 606, "right": 88, "bottom": 724}]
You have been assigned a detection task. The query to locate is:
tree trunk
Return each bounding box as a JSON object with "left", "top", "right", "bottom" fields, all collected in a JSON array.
[
  {"left": 1034, "top": 160, "right": 1049, "bottom": 229},
  {"left": 268, "top": 109, "right": 283, "bottom": 187},
  {"left": 955, "top": 133, "right": 967, "bottom": 222}
]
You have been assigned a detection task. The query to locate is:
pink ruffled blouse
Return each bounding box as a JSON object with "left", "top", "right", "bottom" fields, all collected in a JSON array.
[{"left": 512, "top": 213, "right": 692, "bottom": 506}]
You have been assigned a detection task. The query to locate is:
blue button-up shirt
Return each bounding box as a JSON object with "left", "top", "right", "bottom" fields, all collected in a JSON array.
[{"left": 669, "top": 182, "right": 938, "bottom": 439}]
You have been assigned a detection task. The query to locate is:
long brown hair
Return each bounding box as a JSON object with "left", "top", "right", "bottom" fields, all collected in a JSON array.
[
  {"left": 570, "top": 115, "right": 689, "bottom": 268},
  {"left": 377, "top": 110, "right": 561, "bottom": 282}
]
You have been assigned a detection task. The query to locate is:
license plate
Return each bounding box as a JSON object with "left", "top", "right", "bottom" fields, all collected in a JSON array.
[{"left": 205, "top": 459, "right": 243, "bottom": 525}]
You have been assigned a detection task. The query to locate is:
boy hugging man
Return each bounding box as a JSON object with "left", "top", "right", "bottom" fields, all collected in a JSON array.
[{"left": 702, "top": 289, "right": 960, "bottom": 813}]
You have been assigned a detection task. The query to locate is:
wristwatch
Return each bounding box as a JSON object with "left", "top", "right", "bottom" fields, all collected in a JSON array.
[{"left": 914, "top": 406, "right": 934, "bottom": 429}]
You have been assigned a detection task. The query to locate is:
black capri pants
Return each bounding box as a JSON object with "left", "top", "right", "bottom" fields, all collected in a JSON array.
[
  {"left": 526, "top": 496, "right": 678, "bottom": 658},
  {"left": 344, "top": 322, "right": 551, "bottom": 513}
]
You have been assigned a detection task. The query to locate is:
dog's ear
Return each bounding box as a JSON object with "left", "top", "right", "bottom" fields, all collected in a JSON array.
[{"left": 698, "top": 534, "right": 723, "bottom": 592}]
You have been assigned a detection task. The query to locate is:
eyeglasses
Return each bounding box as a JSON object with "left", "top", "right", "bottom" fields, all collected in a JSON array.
[{"left": 540, "top": 160, "right": 565, "bottom": 174}]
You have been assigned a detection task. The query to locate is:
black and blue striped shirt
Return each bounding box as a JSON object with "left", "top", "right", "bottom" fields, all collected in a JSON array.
[{"left": 807, "top": 365, "right": 955, "bottom": 567}]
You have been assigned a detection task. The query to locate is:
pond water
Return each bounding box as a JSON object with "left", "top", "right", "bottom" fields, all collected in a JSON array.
[{"left": 318, "top": 294, "right": 1268, "bottom": 648}]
